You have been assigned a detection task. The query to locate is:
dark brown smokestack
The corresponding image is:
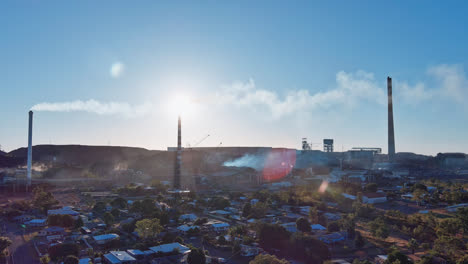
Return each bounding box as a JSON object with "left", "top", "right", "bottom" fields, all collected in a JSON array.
[
  {"left": 387, "top": 77, "right": 395, "bottom": 161},
  {"left": 174, "top": 115, "right": 182, "bottom": 189}
]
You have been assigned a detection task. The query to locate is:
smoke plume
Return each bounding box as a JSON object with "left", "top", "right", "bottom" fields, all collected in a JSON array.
[{"left": 31, "top": 99, "right": 153, "bottom": 118}]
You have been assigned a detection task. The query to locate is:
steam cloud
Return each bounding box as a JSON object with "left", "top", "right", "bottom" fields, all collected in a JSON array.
[
  {"left": 31, "top": 99, "right": 153, "bottom": 118},
  {"left": 223, "top": 154, "right": 265, "bottom": 170}
]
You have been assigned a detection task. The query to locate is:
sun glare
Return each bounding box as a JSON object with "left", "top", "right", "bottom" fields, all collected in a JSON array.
[{"left": 166, "top": 93, "right": 197, "bottom": 118}]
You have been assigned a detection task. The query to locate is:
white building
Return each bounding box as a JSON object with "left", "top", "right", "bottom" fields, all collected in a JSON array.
[
  {"left": 362, "top": 193, "right": 387, "bottom": 204},
  {"left": 149, "top": 242, "right": 191, "bottom": 255},
  {"left": 103, "top": 251, "right": 136, "bottom": 264}
]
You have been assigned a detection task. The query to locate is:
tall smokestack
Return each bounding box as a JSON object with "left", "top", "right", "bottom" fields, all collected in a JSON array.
[
  {"left": 27, "top": 110, "right": 33, "bottom": 187},
  {"left": 174, "top": 115, "right": 181, "bottom": 189},
  {"left": 387, "top": 77, "right": 396, "bottom": 161}
]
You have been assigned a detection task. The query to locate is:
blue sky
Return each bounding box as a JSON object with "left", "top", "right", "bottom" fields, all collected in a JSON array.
[{"left": 1, "top": 1, "right": 468, "bottom": 155}]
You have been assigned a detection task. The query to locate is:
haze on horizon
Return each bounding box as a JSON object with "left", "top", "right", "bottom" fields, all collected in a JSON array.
[{"left": 1, "top": 1, "right": 468, "bottom": 155}]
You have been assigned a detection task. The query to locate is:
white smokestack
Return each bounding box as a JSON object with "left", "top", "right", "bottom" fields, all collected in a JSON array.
[{"left": 27, "top": 110, "right": 33, "bottom": 186}]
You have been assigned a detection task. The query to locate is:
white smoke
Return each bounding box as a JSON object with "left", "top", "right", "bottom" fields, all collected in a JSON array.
[
  {"left": 223, "top": 154, "right": 265, "bottom": 170},
  {"left": 30, "top": 99, "right": 153, "bottom": 118}
]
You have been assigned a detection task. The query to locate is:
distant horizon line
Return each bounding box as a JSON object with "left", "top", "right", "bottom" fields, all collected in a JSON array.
[{"left": 4, "top": 143, "right": 466, "bottom": 157}]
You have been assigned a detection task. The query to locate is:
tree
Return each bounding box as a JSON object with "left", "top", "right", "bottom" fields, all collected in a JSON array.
[
  {"left": 249, "top": 254, "right": 289, "bottom": 264},
  {"left": 365, "top": 183, "right": 378, "bottom": 193},
  {"left": 296, "top": 217, "right": 311, "bottom": 232},
  {"left": 455, "top": 207, "right": 468, "bottom": 232},
  {"left": 257, "top": 223, "right": 291, "bottom": 250},
  {"left": 93, "top": 201, "right": 106, "bottom": 213},
  {"left": 407, "top": 238, "right": 418, "bottom": 254},
  {"left": 355, "top": 232, "right": 365, "bottom": 248},
  {"left": 309, "top": 206, "right": 319, "bottom": 223},
  {"left": 369, "top": 217, "right": 389, "bottom": 239},
  {"left": 0, "top": 237, "right": 12, "bottom": 254},
  {"left": 217, "top": 235, "right": 227, "bottom": 245},
  {"left": 48, "top": 243, "right": 79, "bottom": 261},
  {"left": 135, "top": 218, "right": 162, "bottom": 240},
  {"left": 32, "top": 187, "right": 59, "bottom": 213},
  {"left": 327, "top": 221, "right": 340, "bottom": 232},
  {"left": 187, "top": 248, "right": 206, "bottom": 264},
  {"left": 74, "top": 217, "right": 84, "bottom": 229},
  {"left": 384, "top": 250, "right": 411, "bottom": 264},
  {"left": 64, "top": 255, "right": 79, "bottom": 264},
  {"left": 110, "top": 197, "right": 127, "bottom": 209},
  {"left": 103, "top": 212, "right": 114, "bottom": 226},
  {"left": 111, "top": 208, "right": 120, "bottom": 218},
  {"left": 40, "top": 255, "right": 51, "bottom": 264},
  {"left": 242, "top": 203, "right": 252, "bottom": 218},
  {"left": 250, "top": 202, "right": 268, "bottom": 219},
  {"left": 437, "top": 218, "right": 461, "bottom": 237},
  {"left": 121, "top": 222, "right": 136, "bottom": 233}
]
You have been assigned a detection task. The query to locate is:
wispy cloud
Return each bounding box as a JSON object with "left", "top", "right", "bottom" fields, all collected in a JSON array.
[
  {"left": 31, "top": 99, "right": 153, "bottom": 118},
  {"left": 216, "top": 64, "right": 468, "bottom": 118},
  {"left": 110, "top": 62, "right": 125, "bottom": 78},
  {"left": 428, "top": 64, "right": 468, "bottom": 103},
  {"left": 216, "top": 70, "right": 385, "bottom": 118}
]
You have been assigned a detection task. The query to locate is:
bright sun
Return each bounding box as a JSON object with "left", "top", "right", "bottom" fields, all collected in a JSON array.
[{"left": 166, "top": 93, "right": 196, "bottom": 118}]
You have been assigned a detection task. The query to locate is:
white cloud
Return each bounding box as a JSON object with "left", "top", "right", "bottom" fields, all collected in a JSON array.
[
  {"left": 427, "top": 64, "right": 468, "bottom": 103},
  {"left": 216, "top": 70, "right": 385, "bottom": 118},
  {"left": 31, "top": 99, "right": 153, "bottom": 118},
  {"left": 216, "top": 64, "right": 468, "bottom": 118},
  {"left": 110, "top": 62, "right": 125, "bottom": 78}
]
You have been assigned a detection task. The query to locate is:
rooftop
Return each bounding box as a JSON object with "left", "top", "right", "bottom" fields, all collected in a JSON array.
[
  {"left": 93, "top": 233, "right": 119, "bottom": 241},
  {"left": 149, "top": 242, "right": 191, "bottom": 254}
]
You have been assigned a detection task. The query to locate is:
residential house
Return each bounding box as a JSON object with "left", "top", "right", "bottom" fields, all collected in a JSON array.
[
  {"left": 93, "top": 233, "right": 120, "bottom": 245},
  {"left": 103, "top": 251, "right": 136, "bottom": 264},
  {"left": 149, "top": 242, "right": 191, "bottom": 255},
  {"left": 38, "top": 226, "right": 65, "bottom": 236},
  {"left": 179, "top": 214, "right": 197, "bottom": 222},
  {"left": 25, "top": 219, "right": 47, "bottom": 227},
  {"left": 362, "top": 193, "right": 387, "bottom": 204}
]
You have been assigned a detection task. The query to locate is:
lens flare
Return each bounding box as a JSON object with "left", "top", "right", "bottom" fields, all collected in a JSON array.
[
  {"left": 318, "top": 180, "right": 329, "bottom": 193},
  {"left": 262, "top": 148, "right": 296, "bottom": 182}
]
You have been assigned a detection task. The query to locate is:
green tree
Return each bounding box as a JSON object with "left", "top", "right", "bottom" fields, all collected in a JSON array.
[
  {"left": 369, "top": 217, "right": 389, "bottom": 239},
  {"left": 408, "top": 238, "right": 418, "bottom": 254},
  {"left": 64, "top": 255, "right": 79, "bottom": 264},
  {"left": 48, "top": 243, "right": 79, "bottom": 261},
  {"left": 437, "top": 218, "right": 461, "bottom": 237},
  {"left": 0, "top": 237, "right": 12, "bottom": 254},
  {"left": 187, "top": 248, "right": 206, "bottom": 264},
  {"left": 355, "top": 232, "right": 365, "bottom": 248},
  {"left": 135, "top": 218, "right": 162, "bottom": 240},
  {"left": 296, "top": 217, "right": 311, "bottom": 232},
  {"left": 309, "top": 206, "right": 319, "bottom": 223},
  {"left": 111, "top": 208, "right": 120, "bottom": 218},
  {"left": 93, "top": 201, "right": 106, "bottom": 213},
  {"left": 455, "top": 208, "right": 468, "bottom": 232},
  {"left": 365, "top": 183, "right": 378, "bottom": 193},
  {"left": 103, "top": 212, "right": 114, "bottom": 226},
  {"left": 257, "top": 223, "right": 291, "bottom": 250},
  {"left": 110, "top": 197, "right": 127, "bottom": 209},
  {"left": 249, "top": 254, "right": 289, "bottom": 264},
  {"left": 74, "top": 217, "right": 84, "bottom": 229},
  {"left": 384, "top": 250, "right": 411, "bottom": 264},
  {"left": 40, "top": 255, "right": 50, "bottom": 264},
  {"left": 32, "top": 187, "right": 59, "bottom": 213},
  {"left": 250, "top": 202, "right": 268, "bottom": 219},
  {"left": 242, "top": 203, "right": 252, "bottom": 218}
]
